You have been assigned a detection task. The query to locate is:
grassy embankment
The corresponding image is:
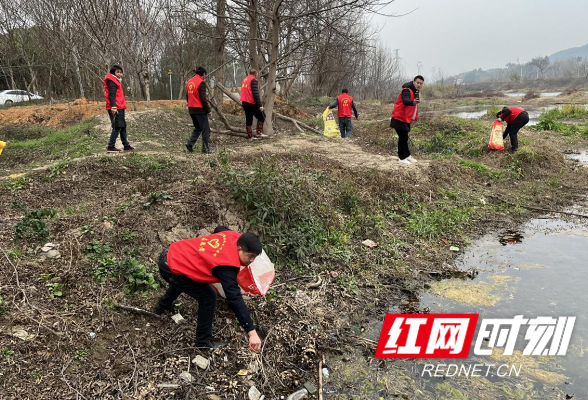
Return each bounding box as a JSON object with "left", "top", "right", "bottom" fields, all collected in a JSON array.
[{"left": 1, "top": 99, "right": 588, "bottom": 398}]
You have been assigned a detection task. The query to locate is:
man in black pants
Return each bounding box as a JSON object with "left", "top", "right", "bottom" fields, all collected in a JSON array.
[
  {"left": 496, "top": 106, "right": 529, "bottom": 152},
  {"left": 240, "top": 69, "right": 267, "bottom": 139},
  {"left": 185, "top": 67, "right": 213, "bottom": 154},
  {"left": 155, "top": 228, "right": 263, "bottom": 351},
  {"left": 390, "top": 75, "right": 424, "bottom": 165}
]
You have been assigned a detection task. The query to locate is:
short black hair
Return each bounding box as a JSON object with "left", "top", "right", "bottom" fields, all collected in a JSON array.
[
  {"left": 195, "top": 66, "right": 207, "bottom": 76},
  {"left": 110, "top": 65, "right": 123, "bottom": 74},
  {"left": 342, "top": 89, "right": 348, "bottom": 94},
  {"left": 414, "top": 75, "right": 424, "bottom": 82},
  {"left": 213, "top": 226, "right": 231, "bottom": 233},
  {"left": 237, "top": 232, "right": 262, "bottom": 255}
]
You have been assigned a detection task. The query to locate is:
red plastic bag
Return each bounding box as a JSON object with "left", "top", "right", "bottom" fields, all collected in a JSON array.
[
  {"left": 212, "top": 250, "right": 275, "bottom": 299},
  {"left": 489, "top": 119, "right": 504, "bottom": 151}
]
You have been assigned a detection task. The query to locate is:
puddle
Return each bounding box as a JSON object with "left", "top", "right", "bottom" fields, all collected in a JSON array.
[
  {"left": 446, "top": 110, "right": 488, "bottom": 119},
  {"left": 330, "top": 212, "right": 588, "bottom": 399},
  {"left": 541, "top": 92, "right": 563, "bottom": 97},
  {"left": 567, "top": 151, "right": 588, "bottom": 164},
  {"left": 417, "top": 215, "right": 588, "bottom": 399},
  {"left": 505, "top": 92, "right": 562, "bottom": 97}
]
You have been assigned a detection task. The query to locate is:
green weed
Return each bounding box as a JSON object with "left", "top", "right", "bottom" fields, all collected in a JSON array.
[
  {"left": 460, "top": 160, "right": 504, "bottom": 179},
  {"left": 46, "top": 283, "right": 64, "bottom": 299},
  {"left": 47, "top": 159, "right": 70, "bottom": 179},
  {"left": 407, "top": 203, "right": 474, "bottom": 240},
  {"left": 218, "top": 155, "right": 350, "bottom": 264},
  {"left": 4, "top": 176, "right": 33, "bottom": 191},
  {"left": 119, "top": 258, "right": 159, "bottom": 294},
  {"left": 2, "top": 348, "right": 14, "bottom": 358},
  {"left": 14, "top": 208, "right": 57, "bottom": 241},
  {"left": 143, "top": 191, "right": 173, "bottom": 208}
]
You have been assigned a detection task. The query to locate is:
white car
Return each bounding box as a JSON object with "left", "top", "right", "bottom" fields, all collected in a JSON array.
[{"left": 0, "top": 89, "right": 44, "bottom": 105}]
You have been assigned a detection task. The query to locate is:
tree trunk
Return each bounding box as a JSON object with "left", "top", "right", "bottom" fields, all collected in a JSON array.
[
  {"left": 72, "top": 47, "right": 85, "bottom": 98},
  {"left": 248, "top": 0, "right": 261, "bottom": 70},
  {"left": 263, "top": 0, "right": 282, "bottom": 135},
  {"left": 214, "top": 0, "right": 226, "bottom": 106},
  {"left": 143, "top": 69, "right": 151, "bottom": 106}
]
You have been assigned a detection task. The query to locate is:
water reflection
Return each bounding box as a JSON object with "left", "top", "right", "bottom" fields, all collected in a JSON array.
[
  {"left": 498, "top": 230, "right": 525, "bottom": 246},
  {"left": 505, "top": 92, "right": 562, "bottom": 97}
]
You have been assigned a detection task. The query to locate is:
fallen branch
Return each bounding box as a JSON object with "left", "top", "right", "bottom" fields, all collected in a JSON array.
[
  {"left": 116, "top": 304, "right": 161, "bottom": 318},
  {"left": 488, "top": 195, "right": 588, "bottom": 219},
  {"left": 206, "top": 85, "right": 247, "bottom": 138},
  {"left": 318, "top": 354, "right": 325, "bottom": 400},
  {"left": 217, "top": 83, "right": 322, "bottom": 135},
  {"left": 275, "top": 112, "right": 322, "bottom": 135}
]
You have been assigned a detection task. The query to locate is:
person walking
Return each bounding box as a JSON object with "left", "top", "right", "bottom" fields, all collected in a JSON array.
[
  {"left": 390, "top": 75, "right": 424, "bottom": 165},
  {"left": 240, "top": 69, "right": 267, "bottom": 139},
  {"left": 186, "top": 67, "right": 213, "bottom": 154},
  {"left": 328, "top": 89, "right": 359, "bottom": 138},
  {"left": 104, "top": 65, "right": 134, "bottom": 152},
  {"left": 496, "top": 106, "right": 529, "bottom": 152}
]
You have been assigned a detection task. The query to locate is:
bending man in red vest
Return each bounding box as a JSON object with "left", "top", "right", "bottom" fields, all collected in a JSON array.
[
  {"left": 155, "top": 228, "right": 263, "bottom": 351},
  {"left": 390, "top": 75, "right": 424, "bottom": 165},
  {"left": 328, "top": 89, "right": 358, "bottom": 138},
  {"left": 104, "top": 65, "right": 134, "bottom": 152},
  {"left": 186, "top": 67, "right": 213, "bottom": 154},
  {"left": 240, "top": 69, "right": 267, "bottom": 139},
  {"left": 496, "top": 106, "right": 529, "bottom": 152}
]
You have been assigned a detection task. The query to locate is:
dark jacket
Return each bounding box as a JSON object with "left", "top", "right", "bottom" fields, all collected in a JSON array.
[
  {"left": 107, "top": 80, "right": 118, "bottom": 108},
  {"left": 250, "top": 78, "right": 263, "bottom": 107},
  {"left": 400, "top": 81, "right": 419, "bottom": 107}
]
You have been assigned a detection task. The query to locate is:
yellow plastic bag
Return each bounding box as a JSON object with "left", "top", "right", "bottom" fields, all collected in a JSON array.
[
  {"left": 323, "top": 107, "right": 339, "bottom": 138},
  {"left": 0, "top": 140, "right": 6, "bottom": 158}
]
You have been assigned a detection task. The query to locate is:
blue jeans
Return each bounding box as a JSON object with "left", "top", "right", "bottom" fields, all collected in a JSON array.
[{"left": 338, "top": 117, "right": 352, "bottom": 138}]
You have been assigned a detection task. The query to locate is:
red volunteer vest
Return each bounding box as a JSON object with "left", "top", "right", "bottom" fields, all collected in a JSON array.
[
  {"left": 337, "top": 93, "right": 353, "bottom": 117},
  {"left": 187, "top": 74, "right": 204, "bottom": 108},
  {"left": 167, "top": 231, "right": 243, "bottom": 284},
  {"left": 103, "top": 74, "right": 126, "bottom": 110},
  {"left": 502, "top": 107, "right": 525, "bottom": 124},
  {"left": 391, "top": 87, "right": 418, "bottom": 123},
  {"left": 240, "top": 75, "right": 256, "bottom": 104}
]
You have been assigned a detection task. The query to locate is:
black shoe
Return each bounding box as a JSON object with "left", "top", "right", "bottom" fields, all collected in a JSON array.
[
  {"left": 185, "top": 144, "right": 194, "bottom": 153},
  {"left": 154, "top": 303, "right": 175, "bottom": 315},
  {"left": 194, "top": 340, "right": 227, "bottom": 349},
  {"left": 202, "top": 144, "right": 214, "bottom": 154}
]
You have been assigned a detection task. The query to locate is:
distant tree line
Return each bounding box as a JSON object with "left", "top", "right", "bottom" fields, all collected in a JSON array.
[
  {"left": 444, "top": 55, "right": 588, "bottom": 84},
  {"left": 0, "top": 0, "right": 406, "bottom": 129}
]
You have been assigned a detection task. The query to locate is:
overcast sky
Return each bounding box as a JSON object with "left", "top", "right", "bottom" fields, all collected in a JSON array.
[{"left": 373, "top": 0, "right": 588, "bottom": 78}]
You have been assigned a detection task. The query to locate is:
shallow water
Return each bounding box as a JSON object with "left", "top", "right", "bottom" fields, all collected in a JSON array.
[
  {"left": 567, "top": 150, "right": 588, "bottom": 164},
  {"left": 327, "top": 212, "right": 588, "bottom": 399},
  {"left": 413, "top": 214, "right": 588, "bottom": 399},
  {"left": 505, "top": 92, "right": 563, "bottom": 97}
]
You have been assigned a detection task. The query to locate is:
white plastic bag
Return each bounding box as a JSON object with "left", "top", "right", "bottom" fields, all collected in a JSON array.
[{"left": 212, "top": 250, "right": 275, "bottom": 299}]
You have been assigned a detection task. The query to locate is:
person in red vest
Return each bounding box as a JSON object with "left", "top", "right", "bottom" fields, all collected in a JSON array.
[
  {"left": 240, "top": 69, "right": 267, "bottom": 139},
  {"left": 104, "top": 65, "right": 133, "bottom": 152},
  {"left": 390, "top": 75, "right": 424, "bottom": 165},
  {"left": 185, "top": 66, "right": 213, "bottom": 154},
  {"left": 328, "top": 89, "right": 358, "bottom": 138},
  {"left": 496, "top": 106, "right": 529, "bottom": 152},
  {"left": 155, "top": 227, "right": 263, "bottom": 351}
]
